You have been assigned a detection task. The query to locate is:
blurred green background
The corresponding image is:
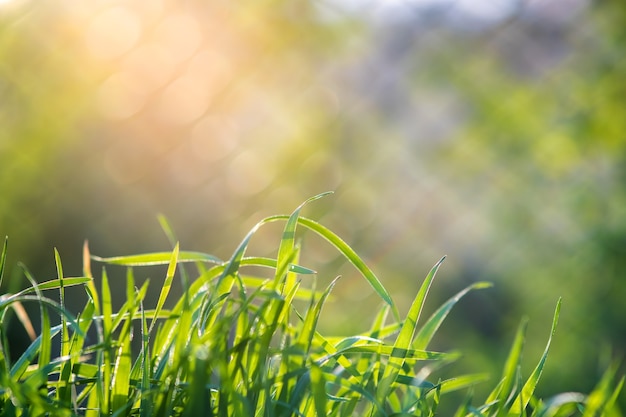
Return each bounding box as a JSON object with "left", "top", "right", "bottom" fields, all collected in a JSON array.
[{"left": 2, "top": 0, "right": 625, "bottom": 405}]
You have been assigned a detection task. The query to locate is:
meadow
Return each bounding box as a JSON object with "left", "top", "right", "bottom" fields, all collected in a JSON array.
[{"left": 0, "top": 193, "right": 622, "bottom": 416}]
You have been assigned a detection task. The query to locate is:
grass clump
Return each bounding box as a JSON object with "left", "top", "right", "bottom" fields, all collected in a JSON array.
[{"left": 0, "top": 193, "right": 623, "bottom": 416}]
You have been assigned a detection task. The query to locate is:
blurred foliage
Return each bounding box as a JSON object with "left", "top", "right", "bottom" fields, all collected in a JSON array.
[{"left": 0, "top": 0, "right": 625, "bottom": 407}]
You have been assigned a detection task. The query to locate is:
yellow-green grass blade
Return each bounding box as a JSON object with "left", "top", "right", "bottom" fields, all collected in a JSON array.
[
  {"left": 149, "top": 243, "right": 179, "bottom": 334},
  {"left": 413, "top": 282, "right": 492, "bottom": 351},
  {"left": 0, "top": 236, "right": 7, "bottom": 289},
  {"left": 54, "top": 249, "right": 69, "bottom": 354},
  {"left": 157, "top": 214, "right": 178, "bottom": 248},
  {"left": 0, "top": 295, "right": 80, "bottom": 335},
  {"left": 310, "top": 363, "right": 328, "bottom": 417},
  {"left": 486, "top": 317, "right": 529, "bottom": 409},
  {"left": 509, "top": 298, "right": 562, "bottom": 415},
  {"left": 53, "top": 250, "right": 71, "bottom": 406},
  {"left": 326, "top": 344, "right": 452, "bottom": 361},
  {"left": 534, "top": 392, "right": 586, "bottom": 417},
  {"left": 92, "top": 250, "right": 222, "bottom": 266},
  {"left": 10, "top": 324, "right": 62, "bottom": 380},
  {"left": 324, "top": 371, "right": 385, "bottom": 414},
  {"left": 284, "top": 215, "right": 397, "bottom": 318},
  {"left": 240, "top": 257, "right": 315, "bottom": 275},
  {"left": 312, "top": 332, "right": 363, "bottom": 382},
  {"left": 101, "top": 267, "right": 113, "bottom": 413},
  {"left": 296, "top": 277, "right": 339, "bottom": 359},
  {"left": 276, "top": 275, "right": 338, "bottom": 409},
  {"left": 274, "top": 192, "right": 330, "bottom": 287},
  {"left": 110, "top": 273, "right": 137, "bottom": 413},
  {"left": 8, "top": 277, "right": 91, "bottom": 299},
  {"left": 375, "top": 256, "right": 445, "bottom": 408},
  {"left": 431, "top": 374, "right": 490, "bottom": 396},
  {"left": 582, "top": 363, "right": 624, "bottom": 417},
  {"left": 18, "top": 264, "right": 52, "bottom": 376},
  {"left": 129, "top": 280, "right": 151, "bottom": 382}
]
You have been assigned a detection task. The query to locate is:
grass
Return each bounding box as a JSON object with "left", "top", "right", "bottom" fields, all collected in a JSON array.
[{"left": 0, "top": 192, "right": 623, "bottom": 416}]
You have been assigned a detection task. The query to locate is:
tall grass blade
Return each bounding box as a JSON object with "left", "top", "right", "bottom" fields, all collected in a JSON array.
[
  {"left": 0, "top": 236, "right": 7, "bottom": 289},
  {"left": 310, "top": 363, "right": 328, "bottom": 416},
  {"left": 275, "top": 192, "right": 331, "bottom": 286},
  {"left": 509, "top": 298, "right": 562, "bottom": 415},
  {"left": 111, "top": 272, "right": 137, "bottom": 413},
  {"left": 101, "top": 267, "right": 113, "bottom": 413},
  {"left": 375, "top": 256, "right": 445, "bottom": 409},
  {"left": 268, "top": 215, "right": 397, "bottom": 318},
  {"left": 149, "top": 243, "right": 179, "bottom": 333},
  {"left": 486, "top": 317, "right": 528, "bottom": 411}
]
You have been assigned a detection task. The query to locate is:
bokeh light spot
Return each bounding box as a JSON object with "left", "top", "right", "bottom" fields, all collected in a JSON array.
[
  {"left": 156, "top": 75, "right": 212, "bottom": 126},
  {"left": 85, "top": 6, "right": 142, "bottom": 60},
  {"left": 190, "top": 116, "right": 240, "bottom": 162},
  {"left": 151, "top": 13, "right": 203, "bottom": 64},
  {"left": 227, "top": 150, "right": 273, "bottom": 196},
  {"left": 97, "top": 71, "right": 147, "bottom": 120}
]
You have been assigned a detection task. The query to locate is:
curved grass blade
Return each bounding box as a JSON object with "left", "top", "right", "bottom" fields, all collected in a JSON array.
[
  {"left": 535, "top": 392, "right": 586, "bottom": 417},
  {"left": 10, "top": 324, "right": 62, "bottom": 379},
  {"left": 19, "top": 264, "right": 52, "bottom": 381},
  {"left": 265, "top": 215, "right": 397, "bottom": 318},
  {"left": 274, "top": 192, "right": 331, "bottom": 286},
  {"left": 509, "top": 298, "right": 562, "bottom": 414},
  {"left": 10, "top": 277, "right": 91, "bottom": 298},
  {"left": 413, "top": 281, "right": 492, "bottom": 351}
]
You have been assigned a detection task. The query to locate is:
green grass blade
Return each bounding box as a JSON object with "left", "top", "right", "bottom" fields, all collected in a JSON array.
[
  {"left": 582, "top": 363, "right": 623, "bottom": 417},
  {"left": 150, "top": 243, "right": 179, "bottom": 333},
  {"left": 54, "top": 249, "right": 70, "bottom": 357},
  {"left": 375, "top": 256, "right": 445, "bottom": 409},
  {"left": 10, "top": 277, "right": 92, "bottom": 298},
  {"left": 92, "top": 250, "right": 221, "bottom": 266},
  {"left": 10, "top": 324, "right": 62, "bottom": 379},
  {"left": 158, "top": 214, "right": 178, "bottom": 248},
  {"left": 270, "top": 215, "right": 397, "bottom": 318},
  {"left": 0, "top": 236, "right": 7, "bottom": 289},
  {"left": 111, "top": 272, "right": 137, "bottom": 413},
  {"left": 242, "top": 257, "right": 316, "bottom": 275},
  {"left": 310, "top": 363, "right": 328, "bottom": 416},
  {"left": 413, "top": 281, "right": 492, "bottom": 351},
  {"left": 509, "top": 298, "right": 562, "bottom": 415},
  {"left": 486, "top": 318, "right": 529, "bottom": 409},
  {"left": 101, "top": 267, "right": 113, "bottom": 413},
  {"left": 275, "top": 192, "right": 331, "bottom": 286}
]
